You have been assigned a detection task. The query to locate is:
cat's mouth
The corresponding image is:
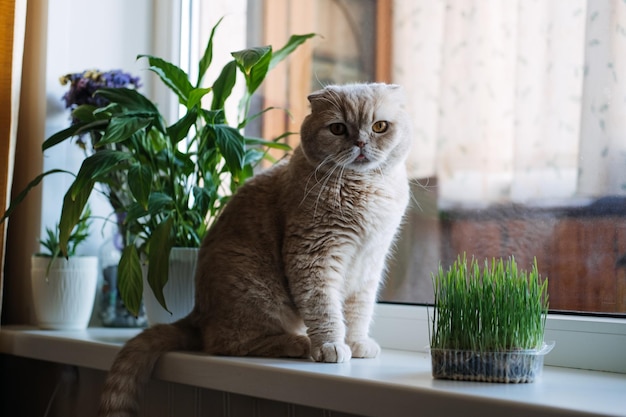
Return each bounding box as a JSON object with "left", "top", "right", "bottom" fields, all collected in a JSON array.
[
  {"left": 355, "top": 153, "right": 369, "bottom": 162},
  {"left": 348, "top": 148, "right": 374, "bottom": 168}
]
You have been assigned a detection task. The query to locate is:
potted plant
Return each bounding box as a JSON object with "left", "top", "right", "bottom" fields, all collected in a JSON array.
[
  {"left": 30, "top": 205, "right": 98, "bottom": 330},
  {"left": 3, "top": 17, "right": 314, "bottom": 324},
  {"left": 59, "top": 69, "right": 147, "bottom": 327},
  {"left": 430, "top": 254, "right": 553, "bottom": 383}
]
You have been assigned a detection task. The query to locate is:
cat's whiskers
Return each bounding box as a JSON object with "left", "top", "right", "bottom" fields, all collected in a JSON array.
[
  {"left": 301, "top": 154, "right": 344, "bottom": 218},
  {"left": 314, "top": 162, "right": 343, "bottom": 218},
  {"left": 336, "top": 165, "right": 349, "bottom": 222},
  {"left": 408, "top": 178, "right": 438, "bottom": 212},
  {"left": 301, "top": 155, "right": 336, "bottom": 208},
  {"left": 409, "top": 187, "right": 423, "bottom": 212}
]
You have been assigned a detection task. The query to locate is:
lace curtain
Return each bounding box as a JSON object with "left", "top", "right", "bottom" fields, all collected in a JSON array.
[{"left": 393, "top": 0, "right": 626, "bottom": 207}]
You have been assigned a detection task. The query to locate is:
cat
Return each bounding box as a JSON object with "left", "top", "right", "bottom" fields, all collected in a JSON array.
[{"left": 97, "top": 82, "right": 412, "bottom": 417}]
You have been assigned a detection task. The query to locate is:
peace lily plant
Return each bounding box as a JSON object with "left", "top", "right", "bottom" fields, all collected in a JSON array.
[
  {"left": 38, "top": 205, "right": 92, "bottom": 261},
  {"left": 4, "top": 18, "right": 314, "bottom": 317}
]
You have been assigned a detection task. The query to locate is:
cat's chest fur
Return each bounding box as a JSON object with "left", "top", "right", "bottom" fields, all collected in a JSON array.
[
  {"left": 286, "top": 149, "right": 407, "bottom": 231},
  {"left": 280, "top": 148, "right": 409, "bottom": 292}
]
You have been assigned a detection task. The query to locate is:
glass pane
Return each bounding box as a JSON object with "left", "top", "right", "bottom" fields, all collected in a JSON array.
[
  {"left": 379, "top": 1, "right": 626, "bottom": 317},
  {"left": 381, "top": 181, "right": 626, "bottom": 316},
  {"left": 310, "top": 0, "right": 377, "bottom": 86}
]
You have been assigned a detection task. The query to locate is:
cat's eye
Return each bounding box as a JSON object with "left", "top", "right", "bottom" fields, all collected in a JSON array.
[
  {"left": 372, "top": 121, "right": 389, "bottom": 133},
  {"left": 329, "top": 123, "right": 347, "bottom": 136}
]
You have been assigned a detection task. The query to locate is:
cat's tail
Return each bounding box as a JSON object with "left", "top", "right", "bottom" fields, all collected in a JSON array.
[{"left": 97, "top": 316, "right": 201, "bottom": 417}]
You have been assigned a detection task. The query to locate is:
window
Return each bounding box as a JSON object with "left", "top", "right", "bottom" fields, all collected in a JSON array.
[
  {"left": 260, "top": 0, "right": 626, "bottom": 317},
  {"left": 255, "top": 0, "right": 626, "bottom": 372},
  {"left": 13, "top": 0, "right": 622, "bottom": 373}
]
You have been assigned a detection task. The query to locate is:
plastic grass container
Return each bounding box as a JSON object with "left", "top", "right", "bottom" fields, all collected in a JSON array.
[{"left": 430, "top": 342, "right": 555, "bottom": 383}]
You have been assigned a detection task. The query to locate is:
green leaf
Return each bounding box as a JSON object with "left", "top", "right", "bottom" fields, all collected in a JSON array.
[
  {"left": 148, "top": 129, "right": 168, "bottom": 153},
  {"left": 232, "top": 46, "right": 272, "bottom": 95},
  {"left": 70, "top": 150, "right": 133, "bottom": 199},
  {"left": 95, "top": 88, "right": 160, "bottom": 115},
  {"left": 147, "top": 216, "right": 174, "bottom": 313},
  {"left": 232, "top": 46, "right": 272, "bottom": 74},
  {"left": 1, "top": 169, "right": 74, "bottom": 223},
  {"left": 196, "top": 16, "right": 225, "bottom": 87},
  {"left": 92, "top": 103, "right": 117, "bottom": 119},
  {"left": 128, "top": 164, "right": 152, "bottom": 210},
  {"left": 212, "top": 125, "right": 245, "bottom": 173},
  {"left": 201, "top": 109, "right": 226, "bottom": 125},
  {"left": 245, "top": 136, "right": 292, "bottom": 151},
  {"left": 192, "top": 186, "right": 213, "bottom": 217},
  {"left": 59, "top": 181, "right": 93, "bottom": 257},
  {"left": 42, "top": 121, "right": 104, "bottom": 151},
  {"left": 238, "top": 106, "right": 287, "bottom": 129},
  {"left": 99, "top": 117, "right": 152, "bottom": 145},
  {"left": 243, "top": 149, "right": 265, "bottom": 166},
  {"left": 71, "top": 104, "right": 97, "bottom": 122},
  {"left": 211, "top": 60, "right": 237, "bottom": 111},
  {"left": 238, "top": 164, "right": 255, "bottom": 184},
  {"left": 187, "top": 87, "right": 211, "bottom": 110},
  {"left": 118, "top": 245, "right": 143, "bottom": 317},
  {"left": 138, "top": 54, "right": 193, "bottom": 104},
  {"left": 147, "top": 192, "right": 175, "bottom": 215},
  {"left": 123, "top": 201, "right": 148, "bottom": 226},
  {"left": 167, "top": 108, "right": 197, "bottom": 145},
  {"left": 269, "top": 33, "right": 317, "bottom": 70}
]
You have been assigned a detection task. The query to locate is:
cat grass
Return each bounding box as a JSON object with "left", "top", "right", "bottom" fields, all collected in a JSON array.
[{"left": 430, "top": 254, "right": 549, "bottom": 353}]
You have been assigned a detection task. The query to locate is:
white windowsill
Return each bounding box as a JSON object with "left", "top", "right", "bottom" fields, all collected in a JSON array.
[{"left": 1, "top": 326, "right": 624, "bottom": 417}]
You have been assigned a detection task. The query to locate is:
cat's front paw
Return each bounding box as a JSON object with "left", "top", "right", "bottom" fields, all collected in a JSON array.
[
  {"left": 348, "top": 338, "right": 381, "bottom": 358},
  {"left": 312, "top": 342, "right": 352, "bottom": 363}
]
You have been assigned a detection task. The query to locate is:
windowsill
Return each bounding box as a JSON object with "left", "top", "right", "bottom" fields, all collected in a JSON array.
[{"left": 1, "top": 326, "right": 624, "bottom": 417}]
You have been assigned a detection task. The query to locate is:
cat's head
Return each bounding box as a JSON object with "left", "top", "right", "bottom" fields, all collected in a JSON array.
[{"left": 300, "top": 83, "right": 412, "bottom": 173}]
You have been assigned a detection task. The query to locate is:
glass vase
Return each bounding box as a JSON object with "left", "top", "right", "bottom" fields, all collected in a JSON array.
[{"left": 98, "top": 230, "right": 147, "bottom": 327}]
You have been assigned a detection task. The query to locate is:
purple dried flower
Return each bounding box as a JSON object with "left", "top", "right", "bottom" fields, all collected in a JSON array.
[
  {"left": 60, "top": 69, "right": 141, "bottom": 111},
  {"left": 59, "top": 69, "right": 142, "bottom": 148}
]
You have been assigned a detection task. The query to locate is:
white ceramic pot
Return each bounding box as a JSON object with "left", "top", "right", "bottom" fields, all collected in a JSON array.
[
  {"left": 30, "top": 255, "right": 98, "bottom": 330},
  {"left": 142, "top": 247, "right": 198, "bottom": 325}
]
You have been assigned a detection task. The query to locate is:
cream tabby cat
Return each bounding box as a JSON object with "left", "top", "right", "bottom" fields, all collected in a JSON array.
[{"left": 98, "top": 83, "right": 412, "bottom": 417}]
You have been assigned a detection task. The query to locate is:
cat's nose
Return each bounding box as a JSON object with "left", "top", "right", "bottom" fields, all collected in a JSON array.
[{"left": 356, "top": 140, "right": 366, "bottom": 148}]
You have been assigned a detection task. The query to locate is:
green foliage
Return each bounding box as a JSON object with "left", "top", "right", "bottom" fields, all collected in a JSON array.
[
  {"left": 26, "top": 19, "right": 314, "bottom": 316},
  {"left": 38, "top": 205, "right": 92, "bottom": 260},
  {"left": 430, "top": 254, "right": 549, "bottom": 352}
]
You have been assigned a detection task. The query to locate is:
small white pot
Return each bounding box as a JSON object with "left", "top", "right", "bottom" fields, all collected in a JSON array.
[
  {"left": 142, "top": 247, "right": 198, "bottom": 326},
  {"left": 30, "top": 255, "right": 98, "bottom": 330}
]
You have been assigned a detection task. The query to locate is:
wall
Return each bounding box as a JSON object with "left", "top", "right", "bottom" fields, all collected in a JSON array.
[{"left": 0, "top": 355, "right": 360, "bottom": 417}]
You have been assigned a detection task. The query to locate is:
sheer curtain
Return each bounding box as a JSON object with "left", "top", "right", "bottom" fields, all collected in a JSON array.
[
  {"left": 393, "top": 0, "right": 626, "bottom": 207},
  {"left": 0, "top": 0, "right": 28, "bottom": 322}
]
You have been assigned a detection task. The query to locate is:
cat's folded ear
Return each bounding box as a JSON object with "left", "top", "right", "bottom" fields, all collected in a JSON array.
[
  {"left": 384, "top": 84, "right": 407, "bottom": 106},
  {"left": 307, "top": 90, "right": 325, "bottom": 103},
  {"left": 307, "top": 89, "right": 328, "bottom": 112}
]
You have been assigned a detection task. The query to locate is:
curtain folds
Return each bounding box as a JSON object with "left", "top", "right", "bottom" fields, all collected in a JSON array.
[
  {"left": 394, "top": 0, "right": 626, "bottom": 207},
  {"left": 0, "top": 0, "right": 27, "bottom": 322}
]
